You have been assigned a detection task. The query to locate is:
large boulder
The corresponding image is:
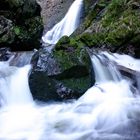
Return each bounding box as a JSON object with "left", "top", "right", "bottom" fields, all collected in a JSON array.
[
  {"left": 29, "top": 36, "right": 93, "bottom": 101},
  {"left": 0, "top": 0, "right": 43, "bottom": 50}
]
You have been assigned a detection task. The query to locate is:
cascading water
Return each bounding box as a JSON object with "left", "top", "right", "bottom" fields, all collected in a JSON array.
[
  {"left": 42, "top": 0, "right": 83, "bottom": 44},
  {"left": 0, "top": 64, "right": 33, "bottom": 107},
  {"left": 0, "top": 61, "right": 49, "bottom": 140},
  {"left": 0, "top": 52, "right": 140, "bottom": 140}
]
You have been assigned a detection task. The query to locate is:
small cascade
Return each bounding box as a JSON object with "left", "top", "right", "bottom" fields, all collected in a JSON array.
[
  {"left": 0, "top": 62, "right": 33, "bottom": 107},
  {"left": 0, "top": 52, "right": 140, "bottom": 140},
  {"left": 91, "top": 55, "right": 121, "bottom": 83},
  {"left": 0, "top": 61, "right": 44, "bottom": 140},
  {"left": 42, "top": 0, "right": 83, "bottom": 44},
  {"left": 100, "top": 52, "right": 140, "bottom": 72}
]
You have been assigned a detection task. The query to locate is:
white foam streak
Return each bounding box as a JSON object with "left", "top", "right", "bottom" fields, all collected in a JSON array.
[{"left": 101, "top": 52, "right": 140, "bottom": 72}]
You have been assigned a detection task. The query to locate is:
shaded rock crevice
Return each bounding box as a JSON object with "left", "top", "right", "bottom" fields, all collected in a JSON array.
[{"left": 0, "top": 0, "right": 43, "bottom": 51}]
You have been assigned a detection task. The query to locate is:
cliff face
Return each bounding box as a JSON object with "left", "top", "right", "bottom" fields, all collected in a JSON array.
[{"left": 38, "top": 0, "right": 74, "bottom": 32}]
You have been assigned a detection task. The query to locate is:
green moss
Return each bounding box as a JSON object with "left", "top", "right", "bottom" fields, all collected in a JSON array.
[
  {"left": 53, "top": 37, "right": 92, "bottom": 95},
  {"left": 103, "top": 5, "right": 140, "bottom": 46},
  {"left": 73, "top": 0, "right": 111, "bottom": 36},
  {"left": 55, "top": 36, "right": 70, "bottom": 50},
  {"left": 61, "top": 76, "right": 91, "bottom": 93},
  {"left": 76, "top": 0, "right": 140, "bottom": 48},
  {"left": 131, "top": 33, "right": 140, "bottom": 45},
  {"left": 54, "top": 36, "right": 91, "bottom": 72},
  {"left": 54, "top": 48, "right": 82, "bottom": 71},
  {"left": 101, "top": 0, "right": 128, "bottom": 27},
  {"left": 14, "top": 26, "right": 20, "bottom": 35},
  {"left": 79, "top": 32, "right": 106, "bottom": 47}
]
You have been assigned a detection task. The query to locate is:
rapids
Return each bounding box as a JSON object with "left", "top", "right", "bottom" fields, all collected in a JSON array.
[{"left": 0, "top": 52, "right": 140, "bottom": 140}]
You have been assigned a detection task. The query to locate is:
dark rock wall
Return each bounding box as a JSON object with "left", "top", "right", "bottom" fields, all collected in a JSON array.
[{"left": 0, "top": 0, "right": 43, "bottom": 51}]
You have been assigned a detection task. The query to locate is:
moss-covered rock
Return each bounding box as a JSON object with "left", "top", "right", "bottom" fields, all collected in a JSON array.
[
  {"left": 54, "top": 37, "right": 89, "bottom": 72},
  {"left": 72, "top": 0, "right": 140, "bottom": 56},
  {"left": 29, "top": 37, "right": 93, "bottom": 101}
]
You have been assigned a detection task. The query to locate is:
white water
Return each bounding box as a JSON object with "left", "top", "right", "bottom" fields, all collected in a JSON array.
[
  {"left": 0, "top": 52, "right": 140, "bottom": 140},
  {"left": 100, "top": 52, "right": 140, "bottom": 72},
  {"left": 0, "top": 63, "right": 33, "bottom": 107},
  {"left": 42, "top": 0, "right": 83, "bottom": 44}
]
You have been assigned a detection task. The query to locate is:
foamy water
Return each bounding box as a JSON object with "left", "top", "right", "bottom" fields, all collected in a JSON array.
[{"left": 0, "top": 52, "right": 140, "bottom": 140}]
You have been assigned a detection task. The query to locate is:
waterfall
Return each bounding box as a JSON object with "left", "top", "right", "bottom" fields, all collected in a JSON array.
[
  {"left": 42, "top": 0, "right": 83, "bottom": 44},
  {"left": 0, "top": 52, "right": 140, "bottom": 140}
]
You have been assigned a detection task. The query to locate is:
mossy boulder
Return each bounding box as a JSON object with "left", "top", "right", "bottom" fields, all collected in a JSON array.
[{"left": 29, "top": 37, "right": 93, "bottom": 101}]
